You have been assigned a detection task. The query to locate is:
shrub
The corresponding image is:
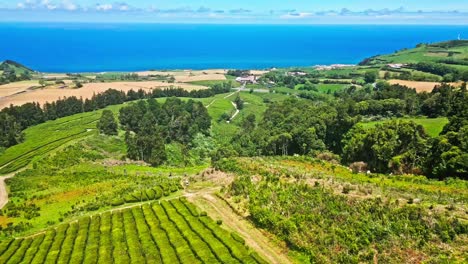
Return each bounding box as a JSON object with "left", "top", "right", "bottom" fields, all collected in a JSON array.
[
  {"left": 110, "top": 198, "right": 125, "bottom": 206},
  {"left": 231, "top": 232, "right": 245, "bottom": 245},
  {"left": 349, "top": 162, "right": 368, "bottom": 174}
]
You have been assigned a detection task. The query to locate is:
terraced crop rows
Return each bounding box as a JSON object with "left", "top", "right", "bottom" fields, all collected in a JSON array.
[
  {"left": 0, "top": 111, "right": 102, "bottom": 174},
  {"left": 0, "top": 198, "right": 265, "bottom": 264}
]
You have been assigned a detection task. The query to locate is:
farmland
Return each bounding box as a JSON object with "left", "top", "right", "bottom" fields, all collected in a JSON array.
[
  {"left": 387, "top": 79, "right": 462, "bottom": 93},
  {"left": 0, "top": 39, "right": 466, "bottom": 264},
  {"left": 0, "top": 81, "right": 209, "bottom": 109},
  {"left": 0, "top": 105, "right": 121, "bottom": 174},
  {"left": 0, "top": 198, "right": 264, "bottom": 264},
  {"left": 0, "top": 80, "right": 39, "bottom": 97}
]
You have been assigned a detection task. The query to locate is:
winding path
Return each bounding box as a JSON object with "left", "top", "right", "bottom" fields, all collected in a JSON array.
[
  {"left": 229, "top": 101, "right": 240, "bottom": 122},
  {"left": 0, "top": 173, "right": 16, "bottom": 209}
]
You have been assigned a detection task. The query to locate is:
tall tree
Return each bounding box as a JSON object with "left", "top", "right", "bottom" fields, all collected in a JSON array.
[{"left": 97, "top": 110, "right": 118, "bottom": 135}]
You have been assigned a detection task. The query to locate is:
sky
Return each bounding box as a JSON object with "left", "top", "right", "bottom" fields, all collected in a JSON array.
[{"left": 0, "top": 0, "right": 467, "bottom": 24}]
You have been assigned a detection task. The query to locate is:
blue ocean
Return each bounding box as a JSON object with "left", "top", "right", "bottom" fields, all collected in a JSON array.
[{"left": 0, "top": 23, "right": 467, "bottom": 72}]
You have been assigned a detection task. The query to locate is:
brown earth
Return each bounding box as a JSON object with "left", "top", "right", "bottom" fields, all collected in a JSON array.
[
  {"left": 0, "top": 80, "right": 208, "bottom": 108},
  {"left": 388, "top": 79, "right": 461, "bottom": 93}
]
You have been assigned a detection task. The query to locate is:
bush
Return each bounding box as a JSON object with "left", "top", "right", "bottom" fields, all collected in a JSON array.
[
  {"left": 231, "top": 232, "right": 245, "bottom": 245},
  {"left": 110, "top": 198, "right": 125, "bottom": 206},
  {"left": 349, "top": 162, "right": 368, "bottom": 174}
]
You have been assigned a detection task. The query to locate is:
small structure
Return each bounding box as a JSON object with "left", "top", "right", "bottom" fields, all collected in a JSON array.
[
  {"left": 287, "top": 71, "right": 307, "bottom": 76},
  {"left": 387, "top": 63, "right": 406, "bottom": 69},
  {"left": 235, "top": 75, "right": 257, "bottom": 84},
  {"left": 314, "top": 64, "right": 355, "bottom": 71}
]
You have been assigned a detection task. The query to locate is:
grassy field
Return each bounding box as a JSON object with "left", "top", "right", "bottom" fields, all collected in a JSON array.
[
  {"left": 0, "top": 105, "right": 124, "bottom": 175},
  {"left": 0, "top": 198, "right": 264, "bottom": 264},
  {"left": 186, "top": 80, "right": 238, "bottom": 87},
  {"left": 359, "top": 117, "right": 449, "bottom": 137},
  {"left": 295, "top": 83, "right": 349, "bottom": 93},
  {"left": 363, "top": 40, "right": 468, "bottom": 68}
]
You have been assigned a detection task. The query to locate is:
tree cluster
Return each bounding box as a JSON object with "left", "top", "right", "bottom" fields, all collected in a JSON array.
[
  {"left": 410, "top": 62, "right": 468, "bottom": 82},
  {"left": 229, "top": 82, "right": 467, "bottom": 179},
  {"left": 0, "top": 82, "right": 232, "bottom": 149},
  {"left": 120, "top": 98, "right": 211, "bottom": 166}
]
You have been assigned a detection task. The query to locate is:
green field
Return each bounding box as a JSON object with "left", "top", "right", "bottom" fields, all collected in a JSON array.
[
  {"left": 186, "top": 80, "right": 238, "bottom": 87},
  {"left": 359, "top": 117, "right": 449, "bottom": 137},
  {"left": 362, "top": 40, "right": 468, "bottom": 68},
  {"left": 0, "top": 199, "right": 264, "bottom": 264},
  {"left": 0, "top": 105, "right": 125, "bottom": 175}
]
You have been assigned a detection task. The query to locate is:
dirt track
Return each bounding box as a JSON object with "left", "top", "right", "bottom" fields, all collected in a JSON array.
[
  {"left": 188, "top": 192, "right": 293, "bottom": 264},
  {"left": 0, "top": 174, "right": 15, "bottom": 209}
]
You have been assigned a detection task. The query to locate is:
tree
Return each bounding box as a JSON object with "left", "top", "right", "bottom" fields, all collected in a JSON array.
[
  {"left": 97, "top": 110, "right": 118, "bottom": 135},
  {"left": 74, "top": 81, "right": 83, "bottom": 88},
  {"left": 342, "top": 121, "right": 429, "bottom": 173},
  {"left": 364, "top": 71, "right": 378, "bottom": 84},
  {"left": 234, "top": 94, "right": 244, "bottom": 110},
  {"left": 147, "top": 133, "right": 167, "bottom": 166},
  {"left": 383, "top": 71, "right": 391, "bottom": 80},
  {"left": 39, "top": 79, "right": 47, "bottom": 87}
]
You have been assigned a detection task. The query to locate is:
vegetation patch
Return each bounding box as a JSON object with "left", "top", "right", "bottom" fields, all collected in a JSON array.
[{"left": 0, "top": 199, "right": 264, "bottom": 264}]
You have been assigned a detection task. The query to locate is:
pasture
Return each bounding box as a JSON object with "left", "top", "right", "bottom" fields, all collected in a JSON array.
[{"left": 359, "top": 117, "right": 449, "bottom": 137}]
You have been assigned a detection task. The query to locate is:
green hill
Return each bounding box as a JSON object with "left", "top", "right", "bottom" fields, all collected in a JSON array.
[
  {"left": 0, "top": 60, "right": 35, "bottom": 76},
  {"left": 360, "top": 40, "right": 468, "bottom": 66}
]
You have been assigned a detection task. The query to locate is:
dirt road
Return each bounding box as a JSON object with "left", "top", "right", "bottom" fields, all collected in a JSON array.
[
  {"left": 188, "top": 193, "right": 293, "bottom": 264},
  {"left": 0, "top": 174, "right": 14, "bottom": 209}
]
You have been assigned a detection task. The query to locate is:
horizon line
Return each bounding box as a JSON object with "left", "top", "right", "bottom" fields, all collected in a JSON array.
[{"left": 0, "top": 21, "right": 468, "bottom": 26}]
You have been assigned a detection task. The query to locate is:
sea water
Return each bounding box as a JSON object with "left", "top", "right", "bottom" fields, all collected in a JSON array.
[{"left": 0, "top": 23, "right": 467, "bottom": 72}]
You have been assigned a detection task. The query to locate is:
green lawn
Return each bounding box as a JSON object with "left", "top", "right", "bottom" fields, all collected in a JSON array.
[
  {"left": 186, "top": 79, "right": 238, "bottom": 87},
  {"left": 359, "top": 117, "right": 449, "bottom": 137}
]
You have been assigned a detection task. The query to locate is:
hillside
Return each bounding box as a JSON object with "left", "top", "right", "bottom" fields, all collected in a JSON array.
[
  {"left": 0, "top": 40, "right": 466, "bottom": 263},
  {"left": 0, "top": 60, "right": 34, "bottom": 76},
  {"left": 216, "top": 156, "right": 468, "bottom": 263},
  {"left": 360, "top": 40, "right": 468, "bottom": 67}
]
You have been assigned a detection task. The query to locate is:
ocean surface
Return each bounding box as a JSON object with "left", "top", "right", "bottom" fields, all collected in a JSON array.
[{"left": 0, "top": 23, "right": 467, "bottom": 72}]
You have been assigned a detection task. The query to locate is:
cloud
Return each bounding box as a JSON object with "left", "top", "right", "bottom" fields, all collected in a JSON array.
[
  {"left": 62, "top": 0, "right": 77, "bottom": 11},
  {"left": 14, "top": 0, "right": 81, "bottom": 11},
  {"left": 95, "top": 3, "right": 112, "bottom": 11},
  {"left": 196, "top": 7, "right": 211, "bottom": 13},
  {"left": 281, "top": 12, "right": 313, "bottom": 19},
  {"left": 229, "top": 8, "right": 251, "bottom": 14},
  {"left": 3, "top": 2, "right": 468, "bottom": 24},
  {"left": 93, "top": 2, "right": 135, "bottom": 12}
]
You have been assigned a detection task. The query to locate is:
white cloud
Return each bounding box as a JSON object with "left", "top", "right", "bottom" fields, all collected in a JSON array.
[
  {"left": 62, "top": 0, "right": 77, "bottom": 11},
  {"left": 14, "top": 0, "right": 80, "bottom": 11},
  {"left": 96, "top": 4, "right": 112, "bottom": 11}
]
